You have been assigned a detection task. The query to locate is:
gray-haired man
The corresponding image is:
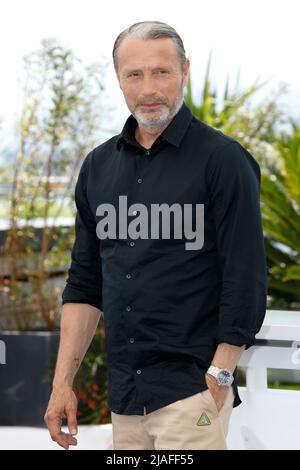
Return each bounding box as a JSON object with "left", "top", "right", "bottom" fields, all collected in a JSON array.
[{"left": 45, "top": 21, "right": 267, "bottom": 450}]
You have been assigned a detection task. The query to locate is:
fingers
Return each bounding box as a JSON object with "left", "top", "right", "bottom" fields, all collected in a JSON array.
[
  {"left": 44, "top": 412, "right": 66, "bottom": 449},
  {"left": 66, "top": 404, "right": 78, "bottom": 436},
  {"left": 53, "top": 431, "right": 77, "bottom": 450},
  {"left": 44, "top": 410, "right": 77, "bottom": 450}
]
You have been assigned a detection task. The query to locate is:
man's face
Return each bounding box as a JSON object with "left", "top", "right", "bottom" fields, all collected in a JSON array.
[{"left": 116, "top": 37, "right": 189, "bottom": 129}]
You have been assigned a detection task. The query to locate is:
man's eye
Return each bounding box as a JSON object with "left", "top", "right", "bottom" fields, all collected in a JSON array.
[{"left": 128, "top": 72, "right": 140, "bottom": 78}]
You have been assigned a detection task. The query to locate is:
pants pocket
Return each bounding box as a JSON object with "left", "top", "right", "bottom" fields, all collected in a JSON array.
[{"left": 204, "top": 388, "right": 220, "bottom": 416}]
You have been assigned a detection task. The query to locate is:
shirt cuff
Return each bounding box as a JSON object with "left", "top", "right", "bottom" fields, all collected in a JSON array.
[
  {"left": 61, "top": 284, "right": 103, "bottom": 311},
  {"left": 217, "top": 326, "right": 256, "bottom": 350}
]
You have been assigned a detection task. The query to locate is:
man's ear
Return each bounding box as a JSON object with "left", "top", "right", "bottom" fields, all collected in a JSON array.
[
  {"left": 182, "top": 58, "right": 190, "bottom": 88},
  {"left": 115, "top": 69, "right": 122, "bottom": 90},
  {"left": 118, "top": 78, "right": 124, "bottom": 92}
]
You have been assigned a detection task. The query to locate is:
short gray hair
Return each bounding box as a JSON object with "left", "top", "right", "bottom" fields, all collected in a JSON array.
[{"left": 113, "top": 21, "right": 186, "bottom": 71}]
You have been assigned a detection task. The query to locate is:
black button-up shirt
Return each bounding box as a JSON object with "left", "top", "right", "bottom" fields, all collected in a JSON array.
[{"left": 62, "top": 102, "right": 267, "bottom": 415}]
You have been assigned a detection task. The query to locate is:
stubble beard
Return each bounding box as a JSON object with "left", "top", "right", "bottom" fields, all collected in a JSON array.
[{"left": 132, "top": 88, "right": 184, "bottom": 130}]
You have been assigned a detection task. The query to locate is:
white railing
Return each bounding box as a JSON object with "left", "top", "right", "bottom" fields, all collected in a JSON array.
[
  {"left": 228, "top": 309, "right": 300, "bottom": 450},
  {"left": 239, "top": 309, "right": 300, "bottom": 390}
]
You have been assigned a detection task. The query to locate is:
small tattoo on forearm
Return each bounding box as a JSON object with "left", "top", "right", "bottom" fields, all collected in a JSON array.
[{"left": 74, "top": 358, "right": 80, "bottom": 369}]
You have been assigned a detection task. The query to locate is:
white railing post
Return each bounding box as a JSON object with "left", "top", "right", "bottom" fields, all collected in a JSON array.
[{"left": 246, "top": 367, "right": 268, "bottom": 391}]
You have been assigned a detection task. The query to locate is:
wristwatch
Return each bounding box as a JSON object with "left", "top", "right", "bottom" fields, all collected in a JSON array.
[{"left": 207, "top": 366, "right": 234, "bottom": 386}]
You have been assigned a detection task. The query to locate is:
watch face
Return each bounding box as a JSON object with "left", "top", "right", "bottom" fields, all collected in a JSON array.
[{"left": 217, "top": 369, "right": 232, "bottom": 385}]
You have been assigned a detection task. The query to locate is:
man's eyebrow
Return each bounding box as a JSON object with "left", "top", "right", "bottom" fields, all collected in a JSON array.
[
  {"left": 152, "top": 66, "right": 169, "bottom": 71},
  {"left": 122, "top": 68, "right": 143, "bottom": 75},
  {"left": 122, "top": 65, "right": 171, "bottom": 75}
]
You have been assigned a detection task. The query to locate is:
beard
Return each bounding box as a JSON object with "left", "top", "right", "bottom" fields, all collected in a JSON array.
[{"left": 132, "top": 88, "right": 184, "bottom": 129}]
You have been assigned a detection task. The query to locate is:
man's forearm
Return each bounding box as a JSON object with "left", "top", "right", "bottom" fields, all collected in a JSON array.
[
  {"left": 53, "top": 303, "right": 102, "bottom": 389},
  {"left": 211, "top": 342, "right": 245, "bottom": 373}
]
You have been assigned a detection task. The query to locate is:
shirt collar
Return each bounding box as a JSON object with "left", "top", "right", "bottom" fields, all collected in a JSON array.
[{"left": 116, "top": 101, "right": 193, "bottom": 151}]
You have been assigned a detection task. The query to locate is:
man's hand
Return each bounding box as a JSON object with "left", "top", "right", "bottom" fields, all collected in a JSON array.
[
  {"left": 205, "top": 372, "right": 229, "bottom": 413},
  {"left": 44, "top": 386, "right": 78, "bottom": 450},
  {"left": 204, "top": 342, "right": 245, "bottom": 412}
]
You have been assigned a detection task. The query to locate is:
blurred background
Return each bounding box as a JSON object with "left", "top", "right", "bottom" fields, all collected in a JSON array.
[{"left": 0, "top": 0, "right": 300, "bottom": 436}]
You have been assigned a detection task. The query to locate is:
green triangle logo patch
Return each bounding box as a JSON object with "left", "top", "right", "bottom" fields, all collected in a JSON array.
[{"left": 197, "top": 412, "right": 211, "bottom": 426}]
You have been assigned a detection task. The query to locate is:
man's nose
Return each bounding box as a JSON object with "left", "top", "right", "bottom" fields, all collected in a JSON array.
[{"left": 140, "top": 74, "right": 157, "bottom": 96}]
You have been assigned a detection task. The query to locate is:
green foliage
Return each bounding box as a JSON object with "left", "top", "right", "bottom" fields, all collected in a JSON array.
[
  {"left": 0, "top": 38, "right": 107, "bottom": 330},
  {"left": 185, "top": 57, "right": 300, "bottom": 308},
  {"left": 261, "top": 123, "right": 300, "bottom": 305}
]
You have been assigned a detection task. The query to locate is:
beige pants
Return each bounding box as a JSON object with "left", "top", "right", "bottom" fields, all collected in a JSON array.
[{"left": 111, "top": 386, "right": 235, "bottom": 450}]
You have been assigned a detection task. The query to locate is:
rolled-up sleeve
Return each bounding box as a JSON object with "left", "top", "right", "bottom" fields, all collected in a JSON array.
[
  {"left": 62, "top": 152, "right": 103, "bottom": 310},
  {"left": 207, "top": 141, "right": 267, "bottom": 349}
]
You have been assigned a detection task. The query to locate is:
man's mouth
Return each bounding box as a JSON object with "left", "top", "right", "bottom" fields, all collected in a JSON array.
[{"left": 140, "top": 103, "right": 162, "bottom": 108}]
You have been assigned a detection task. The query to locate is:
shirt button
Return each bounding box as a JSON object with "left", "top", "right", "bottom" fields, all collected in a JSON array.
[
  {"left": 129, "top": 338, "right": 135, "bottom": 343},
  {"left": 129, "top": 241, "right": 135, "bottom": 247},
  {"left": 125, "top": 273, "right": 132, "bottom": 279},
  {"left": 126, "top": 305, "right": 132, "bottom": 312},
  {"left": 136, "top": 369, "right": 142, "bottom": 374},
  {"left": 145, "top": 150, "right": 150, "bottom": 156},
  {"left": 137, "top": 178, "right": 143, "bottom": 184}
]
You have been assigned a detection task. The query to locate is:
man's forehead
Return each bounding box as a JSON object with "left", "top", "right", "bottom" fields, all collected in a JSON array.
[{"left": 117, "top": 37, "right": 179, "bottom": 66}]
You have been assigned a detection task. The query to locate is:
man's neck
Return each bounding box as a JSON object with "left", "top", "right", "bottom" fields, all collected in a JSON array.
[{"left": 135, "top": 122, "right": 170, "bottom": 150}]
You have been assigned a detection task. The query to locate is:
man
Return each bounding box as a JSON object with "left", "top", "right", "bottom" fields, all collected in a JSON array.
[{"left": 44, "top": 21, "right": 267, "bottom": 450}]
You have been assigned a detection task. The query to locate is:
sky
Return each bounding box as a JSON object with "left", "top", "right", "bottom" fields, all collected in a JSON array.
[{"left": 1, "top": 0, "right": 299, "bottom": 140}]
